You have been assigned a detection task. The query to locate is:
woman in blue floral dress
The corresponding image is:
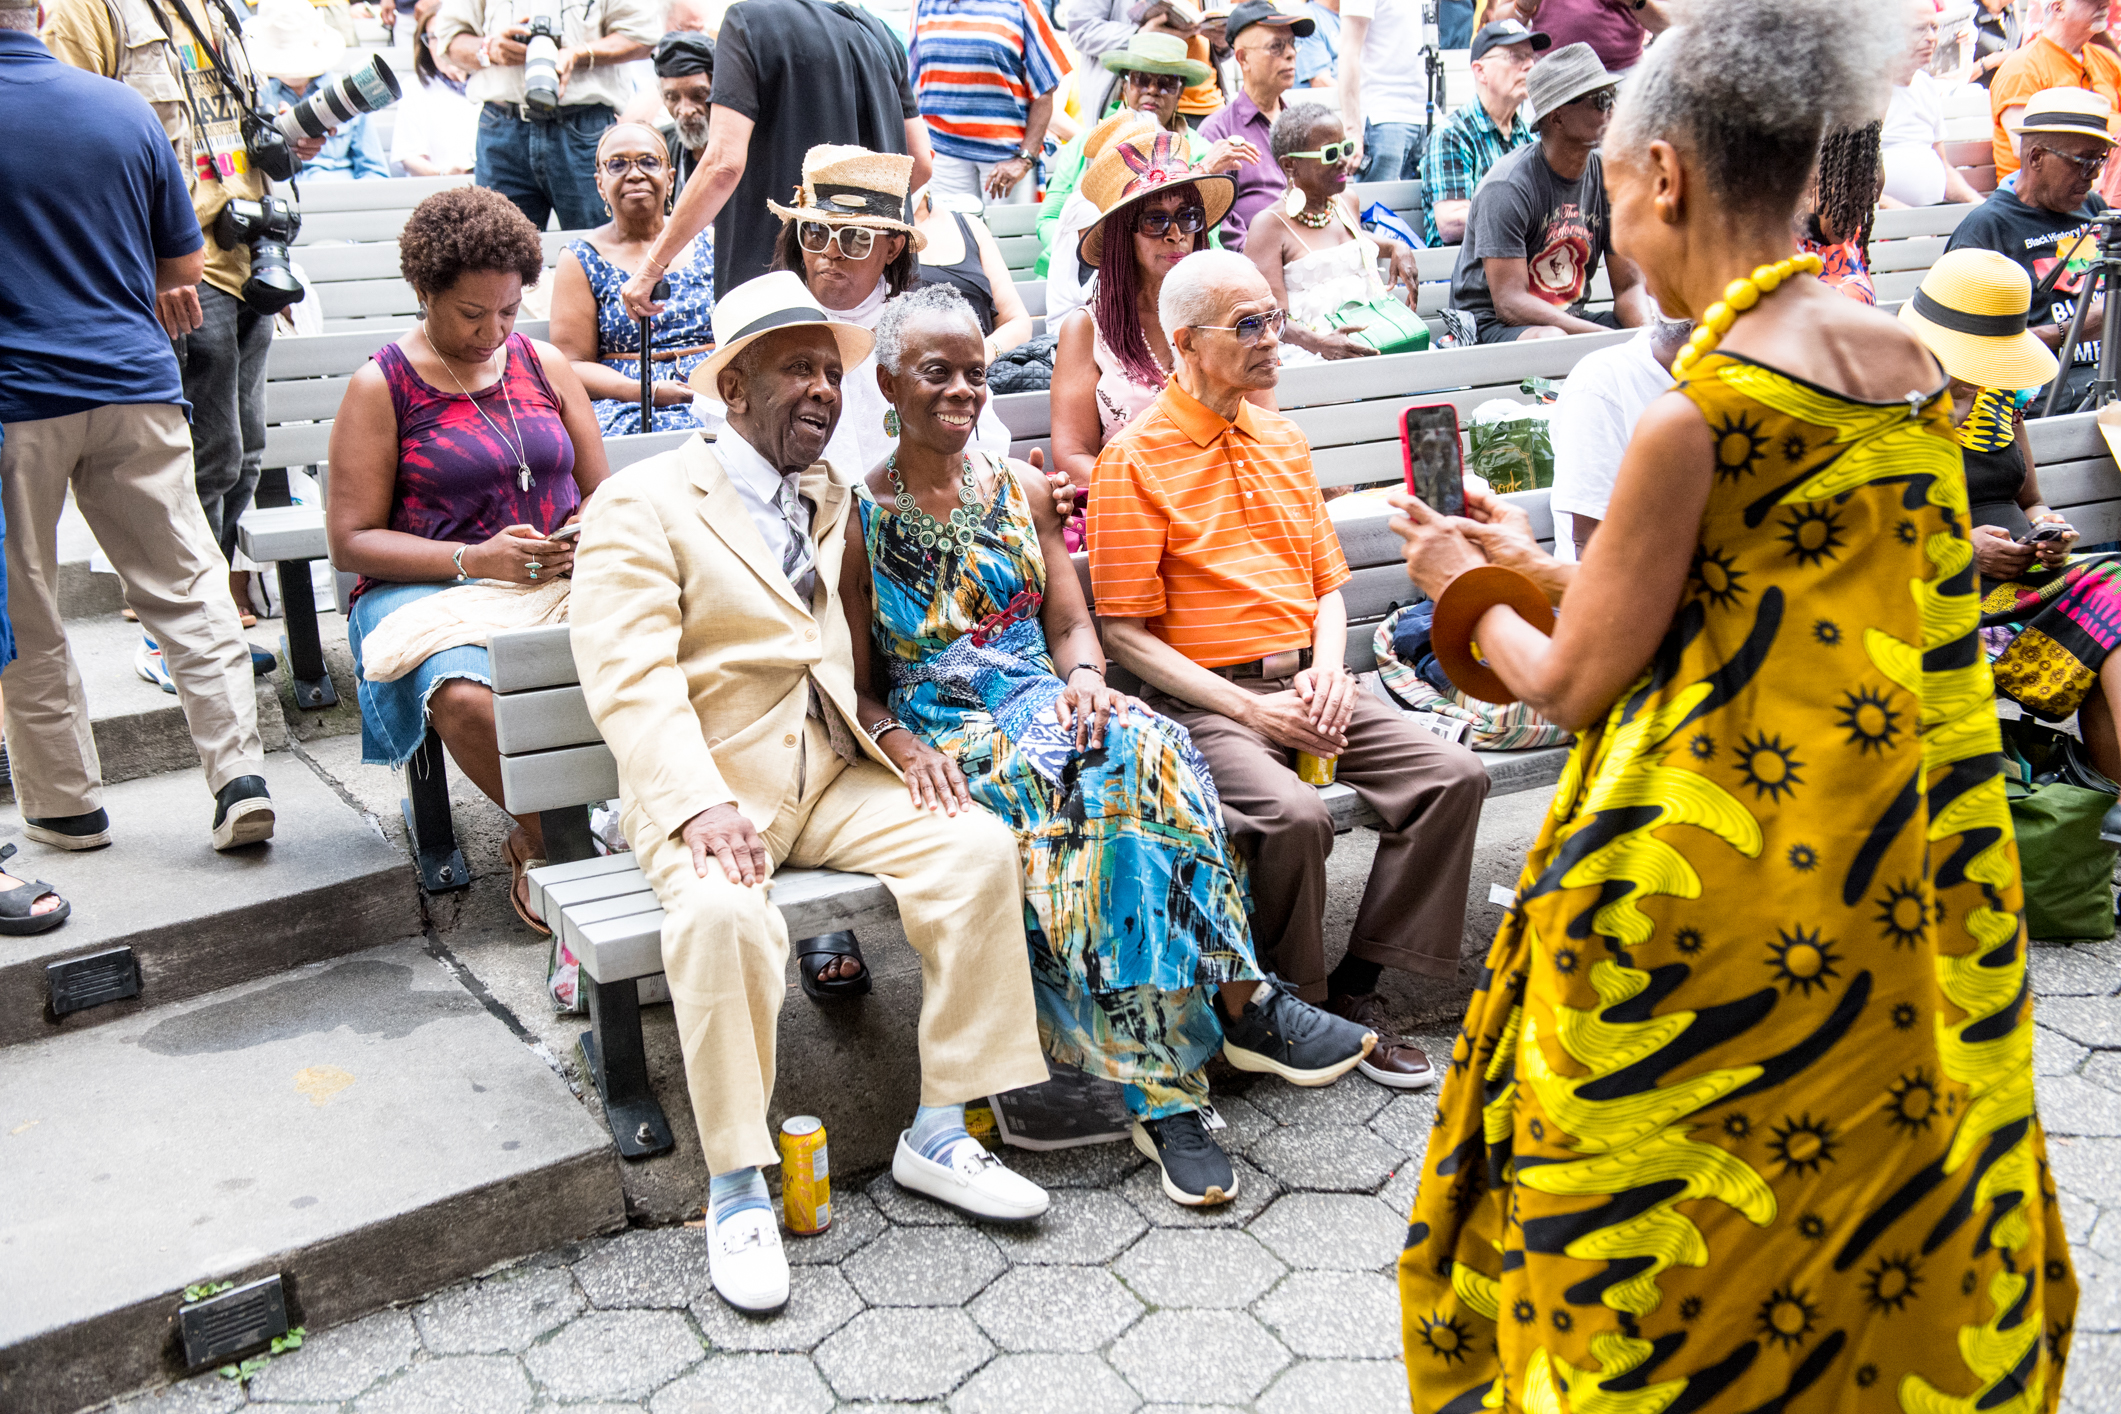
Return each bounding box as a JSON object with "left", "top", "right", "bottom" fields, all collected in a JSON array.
[
  {"left": 839, "top": 286, "right": 1374, "bottom": 1206},
  {"left": 549, "top": 123, "right": 716, "bottom": 436}
]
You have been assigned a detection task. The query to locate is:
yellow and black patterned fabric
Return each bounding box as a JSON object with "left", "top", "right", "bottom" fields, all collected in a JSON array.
[{"left": 1398, "top": 353, "right": 2078, "bottom": 1412}]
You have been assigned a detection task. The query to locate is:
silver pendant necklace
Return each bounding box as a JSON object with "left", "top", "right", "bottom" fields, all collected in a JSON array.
[
  {"left": 888, "top": 451, "right": 981, "bottom": 555},
  {"left": 431, "top": 325, "right": 535, "bottom": 492}
]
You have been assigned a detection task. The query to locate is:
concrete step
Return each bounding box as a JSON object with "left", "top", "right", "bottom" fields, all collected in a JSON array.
[
  {"left": 0, "top": 752, "right": 422, "bottom": 1050},
  {"left": 0, "top": 938, "right": 626, "bottom": 1414},
  {"left": 2, "top": 614, "right": 291, "bottom": 801}
]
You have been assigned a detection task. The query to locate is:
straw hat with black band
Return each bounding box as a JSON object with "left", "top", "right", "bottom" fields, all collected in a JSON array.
[
  {"left": 1077, "top": 128, "right": 1237, "bottom": 268},
  {"left": 768, "top": 145, "right": 926, "bottom": 252},
  {"left": 689, "top": 270, "right": 875, "bottom": 400},
  {"left": 2006, "top": 85, "right": 2120, "bottom": 147},
  {"left": 1896, "top": 249, "right": 2061, "bottom": 393}
]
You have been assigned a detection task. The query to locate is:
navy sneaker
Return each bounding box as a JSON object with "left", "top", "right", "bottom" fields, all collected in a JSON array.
[
  {"left": 211, "top": 775, "right": 275, "bottom": 851},
  {"left": 24, "top": 807, "right": 112, "bottom": 852},
  {"left": 1132, "top": 1111, "right": 1237, "bottom": 1206},
  {"left": 1221, "top": 975, "right": 1375, "bottom": 1087}
]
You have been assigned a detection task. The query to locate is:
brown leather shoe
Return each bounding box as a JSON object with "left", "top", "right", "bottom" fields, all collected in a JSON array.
[{"left": 1327, "top": 992, "right": 1436, "bottom": 1090}]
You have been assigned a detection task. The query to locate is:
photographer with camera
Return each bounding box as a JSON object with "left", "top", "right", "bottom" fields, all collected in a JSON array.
[
  {"left": 432, "top": 0, "right": 659, "bottom": 232},
  {"left": 250, "top": 0, "right": 390, "bottom": 180},
  {"left": 3, "top": 0, "right": 277, "bottom": 853},
  {"left": 44, "top": 0, "right": 326, "bottom": 628}
]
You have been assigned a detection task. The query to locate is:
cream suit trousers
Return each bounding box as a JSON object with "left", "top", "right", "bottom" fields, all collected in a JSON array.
[
  {"left": 0, "top": 404, "right": 264, "bottom": 816},
  {"left": 633, "top": 714, "right": 1051, "bottom": 1176}
]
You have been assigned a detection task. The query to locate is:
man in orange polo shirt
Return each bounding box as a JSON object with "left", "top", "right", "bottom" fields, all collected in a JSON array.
[
  {"left": 1991, "top": 0, "right": 2121, "bottom": 187},
  {"left": 1089, "top": 249, "right": 1488, "bottom": 1091}
]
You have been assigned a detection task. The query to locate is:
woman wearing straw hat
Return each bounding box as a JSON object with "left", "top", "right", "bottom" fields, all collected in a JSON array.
[
  {"left": 1902, "top": 248, "right": 2121, "bottom": 837},
  {"left": 1050, "top": 127, "right": 1241, "bottom": 545},
  {"left": 768, "top": 144, "right": 1014, "bottom": 476},
  {"left": 1387, "top": 0, "right": 2077, "bottom": 1405}
]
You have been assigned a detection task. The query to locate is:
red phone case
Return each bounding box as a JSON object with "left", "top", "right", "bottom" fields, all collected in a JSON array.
[{"left": 1400, "top": 403, "right": 1464, "bottom": 511}]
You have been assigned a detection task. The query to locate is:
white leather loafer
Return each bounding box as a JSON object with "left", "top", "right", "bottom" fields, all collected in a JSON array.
[
  {"left": 891, "top": 1131, "right": 1050, "bottom": 1222},
  {"left": 706, "top": 1207, "right": 790, "bottom": 1314}
]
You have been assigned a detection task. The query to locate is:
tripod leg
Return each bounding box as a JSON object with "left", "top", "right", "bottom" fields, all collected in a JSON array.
[{"left": 2047, "top": 269, "right": 2100, "bottom": 417}]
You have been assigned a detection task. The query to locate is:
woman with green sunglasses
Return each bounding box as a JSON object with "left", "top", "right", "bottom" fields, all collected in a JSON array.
[{"left": 1244, "top": 104, "right": 1423, "bottom": 362}]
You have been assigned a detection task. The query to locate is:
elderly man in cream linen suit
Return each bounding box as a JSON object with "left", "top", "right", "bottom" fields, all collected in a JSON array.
[{"left": 569, "top": 270, "right": 1053, "bottom": 1318}]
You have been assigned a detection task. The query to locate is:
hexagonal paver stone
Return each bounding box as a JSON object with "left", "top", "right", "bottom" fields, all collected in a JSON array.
[
  {"left": 1111, "top": 1229, "right": 1286, "bottom": 1310},
  {"left": 1253, "top": 1357, "right": 1408, "bottom": 1413},
  {"left": 985, "top": 1189, "right": 1148, "bottom": 1265},
  {"left": 1136, "top": 1406, "right": 1246, "bottom": 1414},
  {"left": 968, "top": 1265, "right": 1145, "bottom": 1352},
  {"left": 1251, "top": 1270, "right": 1402, "bottom": 1358},
  {"left": 950, "top": 1353, "right": 1142, "bottom": 1414},
  {"left": 245, "top": 1307, "right": 421, "bottom": 1403},
  {"left": 2048, "top": 1137, "right": 2121, "bottom": 1208},
  {"left": 1247, "top": 1076, "right": 1389, "bottom": 1129},
  {"left": 1121, "top": 1157, "right": 1280, "bottom": 1230},
  {"left": 519, "top": 1310, "right": 703, "bottom": 1402},
  {"left": 1248, "top": 1124, "right": 1401, "bottom": 1194},
  {"left": 1367, "top": 1090, "right": 1441, "bottom": 1159},
  {"left": 111, "top": 1373, "right": 246, "bottom": 1414},
  {"left": 415, "top": 1267, "right": 585, "bottom": 1354},
  {"left": 841, "top": 1225, "right": 1007, "bottom": 1306},
  {"left": 999, "top": 1140, "right": 1147, "bottom": 1190},
  {"left": 2037, "top": 1025, "right": 2091, "bottom": 1080},
  {"left": 867, "top": 1172, "right": 970, "bottom": 1226},
  {"left": 1250, "top": 1193, "right": 1408, "bottom": 1272},
  {"left": 2039, "top": 996, "right": 2121, "bottom": 1048},
  {"left": 812, "top": 1307, "right": 996, "bottom": 1402},
  {"left": 2028, "top": 943, "right": 2118, "bottom": 996},
  {"left": 352, "top": 1354, "right": 534, "bottom": 1414},
  {"left": 1376, "top": 1163, "right": 1422, "bottom": 1219},
  {"left": 570, "top": 1227, "right": 714, "bottom": 1310},
  {"left": 785, "top": 1189, "right": 888, "bottom": 1265},
  {"left": 2039, "top": 1075, "right": 2121, "bottom": 1138},
  {"left": 1107, "top": 1310, "right": 1289, "bottom": 1404},
  {"left": 689, "top": 1265, "right": 863, "bottom": 1352},
  {"left": 526, "top": 1405, "right": 643, "bottom": 1414},
  {"left": 649, "top": 1353, "right": 835, "bottom": 1414},
  {"left": 1198, "top": 1093, "right": 1285, "bottom": 1155}
]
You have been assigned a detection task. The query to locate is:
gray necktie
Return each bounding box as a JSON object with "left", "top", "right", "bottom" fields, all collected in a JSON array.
[{"left": 776, "top": 472, "right": 817, "bottom": 603}]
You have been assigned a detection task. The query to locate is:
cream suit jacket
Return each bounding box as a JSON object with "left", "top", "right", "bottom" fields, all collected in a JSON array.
[{"left": 568, "top": 434, "right": 894, "bottom": 842}]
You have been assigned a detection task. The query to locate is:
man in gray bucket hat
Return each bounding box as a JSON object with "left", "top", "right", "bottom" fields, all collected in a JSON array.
[{"left": 1444, "top": 40, "right": 1653, "bottom": 343}]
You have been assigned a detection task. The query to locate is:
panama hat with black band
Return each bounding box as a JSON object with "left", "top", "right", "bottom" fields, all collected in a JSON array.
[
  {"left": 2007, "top": 85, "right": 2119, "bottom": 146},
  {"left": 1897, "top": 249, "right": 2061, "bottom": 393},
  {"left": 1223, "top": 0, "right": 1315, "bottom": 45},
  {"left": 689, "top": 271, "right": 875, "bottom": 401}
]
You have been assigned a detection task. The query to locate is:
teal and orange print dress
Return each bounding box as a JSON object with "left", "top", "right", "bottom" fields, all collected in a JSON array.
[
  {"left": 860, "top": 456, "right": 1260, "bottom": 1119},
  {"left": 1398, "top": 353, "right": 2078, "bottom": 1410}
]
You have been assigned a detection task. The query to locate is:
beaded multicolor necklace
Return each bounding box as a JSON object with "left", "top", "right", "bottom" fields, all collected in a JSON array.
[{"left": 1670, "top": 252, "right": 1826, "bottom": 382}]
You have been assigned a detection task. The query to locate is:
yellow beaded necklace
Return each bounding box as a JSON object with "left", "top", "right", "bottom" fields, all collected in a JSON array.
[{"left": 1670, "top": 252, "right": 1826, "bottom": 382}]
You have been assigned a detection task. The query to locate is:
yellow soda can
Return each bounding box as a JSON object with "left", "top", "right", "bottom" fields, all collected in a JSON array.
[
  {"left": 778, "top": 1116, "right": 831, "bottom": 1235},
  {"left": 1295, "top": 751, "right": 1337, "bottom": 786}
]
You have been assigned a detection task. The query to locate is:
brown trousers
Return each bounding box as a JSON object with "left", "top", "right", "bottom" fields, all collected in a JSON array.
[{"left": 1146, "top": 679, "right": 1489, "bottom": 1001}]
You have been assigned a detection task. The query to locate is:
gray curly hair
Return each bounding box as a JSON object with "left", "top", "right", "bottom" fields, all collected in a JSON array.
[
  {"left": 1607, "top": 0, "right": 1903, "bottom": 220},
  {"left": 874, "top": 283, "right": 982, "bottom": 375},
  {"left": 1270, "top": 102, "right": 1336, "bottom": 168}
]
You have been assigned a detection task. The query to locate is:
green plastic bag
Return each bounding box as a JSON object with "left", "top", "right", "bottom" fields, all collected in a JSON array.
[
  {"left": 1466, "top": 399, "right": 1554, "bottom": 494},
  {"left": 2006, "top": 776, "right": 2116, "bottom": 941}
]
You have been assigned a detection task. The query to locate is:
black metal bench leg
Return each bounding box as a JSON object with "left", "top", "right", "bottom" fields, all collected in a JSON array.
[
  {"left": 581, "top": 975, "right": 676, "bottom": 1159},
  {"left": 401, "top": 729, "right": 469, "bottom": 893},
  {"left": 274, "top": 557, "right": 338, "bottom": 710},
  {"left": 540, "top": 805, "right": 598, "bottom": 866}
]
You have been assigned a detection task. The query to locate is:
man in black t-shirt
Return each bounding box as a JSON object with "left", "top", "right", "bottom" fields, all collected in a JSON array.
[
  {"left": 623, "top": 0, "right": 932, "bottom": 309},
  {"left": 1944, "top": 86, "right": 2116, "bottom": 414},
  {"left": 1447, "top": 42, "right": 1651, "bottom": 343}
]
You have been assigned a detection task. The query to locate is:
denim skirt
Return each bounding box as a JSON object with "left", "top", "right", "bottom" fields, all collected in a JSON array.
[{"left": 347, "top": 581, "right": 493, "bottom": 768}]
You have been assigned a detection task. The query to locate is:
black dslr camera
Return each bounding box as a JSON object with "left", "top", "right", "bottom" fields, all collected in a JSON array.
[{"left": 213, "top": 196, "right": 305, "bottom": 314}]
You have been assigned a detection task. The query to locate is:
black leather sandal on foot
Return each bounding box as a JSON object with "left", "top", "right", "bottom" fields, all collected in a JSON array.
[
  {"left": 798, "top": 931, "right": 871, "bottom": 1000},
  {"left": 0, "top": 842, "right": 69, "bottom": 935}
]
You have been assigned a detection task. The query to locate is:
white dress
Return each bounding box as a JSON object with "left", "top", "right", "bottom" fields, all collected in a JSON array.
[{"left": 1279, "top": 198, "right": 1387, "bottom": 335}]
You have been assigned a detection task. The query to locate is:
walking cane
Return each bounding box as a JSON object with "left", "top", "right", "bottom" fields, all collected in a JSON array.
[{"left": 637, "top": 277, "right": 670, "bottom": 433}]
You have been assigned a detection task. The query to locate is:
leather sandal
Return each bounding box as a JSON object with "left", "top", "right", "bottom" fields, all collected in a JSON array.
[
  {"left": 504, "top": 830, "right": 551, "bottom": 937},
  {"left": 0, "top": 842, "right": 69, "bottom": 935},
  {"left": 798, "top": 931, "right": 871, "bottom": 1000}
]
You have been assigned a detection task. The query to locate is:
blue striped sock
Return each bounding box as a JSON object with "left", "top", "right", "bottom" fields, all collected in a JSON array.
[
  {"left": 910, "top": 1103, "right": 972, "bottom": 1164},
  {"left": 708, "top": 1166, "right": 770, "bottom": 1226}
]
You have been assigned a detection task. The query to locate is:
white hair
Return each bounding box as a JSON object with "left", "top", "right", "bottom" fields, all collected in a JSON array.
[
  {"left": 874, "top": 283, "right": 981, "bottom": 375},
  {"left": 1159, "top": 250, "right": 1266, "bottom": 342},
  {"left": 1608, "top": 0, "right": 1903, "bottom": 218}
]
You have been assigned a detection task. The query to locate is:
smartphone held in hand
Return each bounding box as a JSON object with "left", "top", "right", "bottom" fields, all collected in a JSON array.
[{"left": 1401, "top": 404, "right": 1465, "bottom": 517}]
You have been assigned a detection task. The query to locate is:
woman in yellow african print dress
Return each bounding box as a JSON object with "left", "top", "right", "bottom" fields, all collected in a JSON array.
[{"left": 1387, "top": 2, "right": 2078, "bottom": 1410}]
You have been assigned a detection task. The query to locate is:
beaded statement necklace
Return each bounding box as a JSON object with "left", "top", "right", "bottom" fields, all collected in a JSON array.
[
  {"left": 1670, "top": 253, "right": 1825, "bottom": 383},
  {"left": 1293, "top": 202, "right": 1334, "bottom": 229},
  {"left": 888, "top": 451, "right": 982, "bottom": 555}
]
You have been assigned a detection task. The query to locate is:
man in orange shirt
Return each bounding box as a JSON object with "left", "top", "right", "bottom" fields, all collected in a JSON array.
[
  {"left": 1992, "top": 0, "right": 2121, "bottom": 185},
  {"left": 1090, "top": 249, "right": 1488, "bottom": 1091}
]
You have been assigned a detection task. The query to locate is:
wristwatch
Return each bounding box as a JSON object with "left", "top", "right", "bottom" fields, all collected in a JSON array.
[{"left": 1015, "top": 148, "right": 1040, "bottom": 164}]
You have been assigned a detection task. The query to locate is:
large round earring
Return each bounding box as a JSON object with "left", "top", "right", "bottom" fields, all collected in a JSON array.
[{"left": 883, "top": 408, "right": 901, "bottom": 437}]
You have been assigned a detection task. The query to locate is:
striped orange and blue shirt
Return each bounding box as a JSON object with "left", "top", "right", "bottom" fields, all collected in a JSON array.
[{"left": 908, "top": 0, "right": 1069, "bottom": 165}]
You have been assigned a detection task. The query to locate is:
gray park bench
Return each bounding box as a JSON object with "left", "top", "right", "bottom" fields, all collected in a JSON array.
[{"left": 492, "top": 487, "right": 1570, "bottom": 1160}]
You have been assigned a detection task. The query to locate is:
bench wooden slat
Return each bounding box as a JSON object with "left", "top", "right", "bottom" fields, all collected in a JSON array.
[
  {"left": 490, "top": 623, "right": 582, "bottom": 692},
  {"left": 493, "top": 683, "right": 602, "bottom": 756},
  {"left": 1868, "top": 235, "right": 1947, "bottom": 275},
  {"left": 314, "top": 280, "right": 425, "bottom": 319},
  {"left": 236, "top": 505, "right": 331, "bottom": 563},
  {"left": 1870, "top": 204, "right": 1976, "bottom": 241},
  {"left": 2033, "top": 456, "right": 2120, "bottom": 512},
  {"left": 984, "top": 204, "right": 1041, "bottom": 239},
  {"left": 268, "top": 322, "right": 551, "bottom": 380},
  {"left": 2027, "top": 409, "right": 2104, "bottom": 464},
  {"left": 499, "top": 741, "right": 620, "bottom": 815},
  {"left": 294, "top": 174, "right": 470, "bottom": 214}
]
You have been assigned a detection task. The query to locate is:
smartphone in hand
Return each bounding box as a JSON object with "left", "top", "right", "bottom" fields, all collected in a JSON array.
[
  {"left": 547, "top": 522, "right": 584, "bottom": 542},
  {"left": 1400, "top": 403, "right": 1464, "bottom": 516}
]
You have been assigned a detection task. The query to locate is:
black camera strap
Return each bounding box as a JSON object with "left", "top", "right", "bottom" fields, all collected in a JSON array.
[{"left": 151, "top": 0, "right": 257, "bottom": 114}]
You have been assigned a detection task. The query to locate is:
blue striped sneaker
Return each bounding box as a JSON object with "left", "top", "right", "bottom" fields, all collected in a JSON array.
[{"left": 134, "top": 636, "right": 175, "bottom": 694}]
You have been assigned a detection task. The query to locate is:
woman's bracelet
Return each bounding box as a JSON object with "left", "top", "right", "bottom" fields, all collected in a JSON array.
[
  {"left": 2031, "top": 510, "right": 2068, "bottom": 526},
  {"left": 1067, "top": 663, "right": 1104, "bottom": 682},
  {"left": 864, "top": 717, "right": 908, "bottom": 743},
  {"left": 452, "top": 544, "right": 471, "bottom": 581},
  {"left": 643, "top": 252, "right": 669, "bottom": 274}
]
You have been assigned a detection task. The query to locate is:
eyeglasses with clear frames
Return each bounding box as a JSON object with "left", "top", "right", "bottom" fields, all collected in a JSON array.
[
  {"left": 798, "top": 221, "right": 881, "bottom": 260},
  {"left": 1191, "top": 308, "right": 1287, "bottom": 344},
  {"left": 1239, "top": 36, "right": 1297, "bottom": 58},
  {"left": 601, "top": 154, "right": 666, "bottom": 176}
]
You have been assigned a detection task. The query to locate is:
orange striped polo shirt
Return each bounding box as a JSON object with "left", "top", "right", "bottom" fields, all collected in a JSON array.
[{"left": 1089, "top": 380, "right": 1349, "bottom": 669}]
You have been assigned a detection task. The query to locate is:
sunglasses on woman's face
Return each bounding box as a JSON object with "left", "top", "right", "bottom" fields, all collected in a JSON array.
[
  {"left": 1123, "top": 71, "right": 1186, "bottom": 95},
  {"left": 1138, "top": 205, "right": 1208, "bottom": 237},
  {"left": 601, "top": 154, "right": 665, "bottom": 176},
  {"left": 1286, "top": 141, "right": 1356, "bottom": 165},
  {"left": 798, "top": 221, "right": 880, "bottom": 259}
]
